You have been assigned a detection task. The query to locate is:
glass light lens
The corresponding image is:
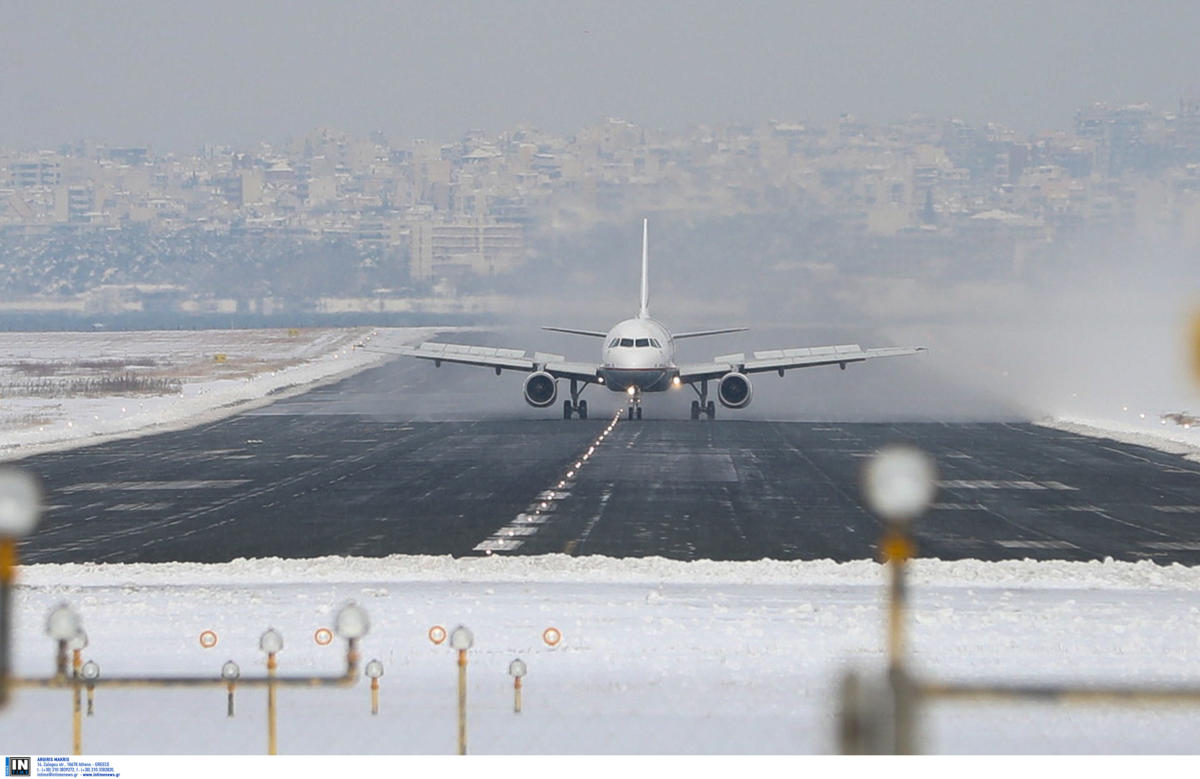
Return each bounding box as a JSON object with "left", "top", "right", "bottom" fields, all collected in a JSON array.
[
  {"left": 508, "top": 658, "right": 527, "bottom": 677},
  {"left": 80, "top": 660, "right": 100, "bottom": 680},
  {"left": 259, "top": 628, "right": 284, "bottom": 653},
  {"left": 67, "top": 629, "right": 89, "bottom": 651},
  {"left": 0, "top": 467, "right": 42, "bottom": 537},
  {"left": 861, "top": 445, "right": 938, "bottom": 524},
  {"left": 221, "top": 660, "right": 240, "bottom": 680},
  {"left": 46, "top": 604, "right": 81, "bottom": 641},
  {"left": 335, "top": 602, "right": 370, "bottom": 639},
  {"left": 365, "top": 659, "right": 384, "bottom": 679},
  {"left": 448, "top": 625, "right": 474, "bottom": 650}
]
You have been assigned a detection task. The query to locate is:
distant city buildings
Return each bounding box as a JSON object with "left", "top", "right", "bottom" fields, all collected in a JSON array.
[{"left": 3, "top": 101, "right": 1200, "bottom": 315}]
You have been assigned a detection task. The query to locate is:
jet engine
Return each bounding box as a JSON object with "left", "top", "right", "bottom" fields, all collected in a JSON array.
[
  {"left": 523, "top": 371, "right": 558, "bottom": 408},
  {"left": 718, "top": 372, "right": 753, "bottom": 409}
]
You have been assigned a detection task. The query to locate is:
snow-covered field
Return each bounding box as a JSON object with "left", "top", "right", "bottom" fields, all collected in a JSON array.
[
  {"left": 8, "top": 555, "right": 1200, "bottom": 755},
  {"left": 3, "top": 327, "right": 1200, "bottom": 757},
  {"left": 0, "top": 327, "right": 440, "bottom": 459}
]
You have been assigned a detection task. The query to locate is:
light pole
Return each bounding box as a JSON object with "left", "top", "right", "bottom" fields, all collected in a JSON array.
[
  {"left": 68, "top": 629, "right": 88, "bottom": 754},
  {"left": 259, "top": 628, "right": 283, "bottom": 755},
  {"left": 449, "top": 625, "right": 473, "bottom": 755},
  {"left": 221, "top": 660, "right": 240, "bottom": 717},
  {"left": 859, "top": 444, "right": 937, "bottom": 754},
  {"left": 508, "top": 658, "right": 526, "bottom": 713},
  {"left": 365, "top": 659, "right": 383, "bottom": 715},
  {"left": 0, "top": 467, "right": 42, "bottom": 708}
]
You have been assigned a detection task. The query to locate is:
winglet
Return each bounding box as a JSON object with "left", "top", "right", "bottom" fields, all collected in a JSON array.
[{"left": 639, "top": 218, "right": 650, "bottom": 319}]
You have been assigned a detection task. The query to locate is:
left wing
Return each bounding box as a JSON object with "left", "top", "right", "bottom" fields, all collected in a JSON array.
[
  {"left": 396, "top": 342, "right": 600, "bottom": 382},
  {"left": 677, "top": 344, "right": 924, "bottom": 383}
]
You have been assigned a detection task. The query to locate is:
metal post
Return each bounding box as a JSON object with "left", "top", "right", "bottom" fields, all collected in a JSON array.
[
  {"left": 514, "top": 675, "right": 522, "bottom": 714},
  {"left": 0, "top": 539, "right": 13, "bottom": 708},
  {"left": 882, "top": 525, "right": 912, "bottom": 667},
  {"left": 370, "top": 677, "right": 379, "bottom": 715},
  {"left": 266, "top": 651, "right": 277, "bottom": 755},
  {"left": 72, "top": 648, "right": 82, "bottom": 755},
  {"left": 457, "top": 649, "right": 468, "bottom": 755},
  {"left": 226, "top": 681, "right": 236, "bottom": 717},
  {"left": 86, "top": 683, "right": 94, "bottom": 716}
]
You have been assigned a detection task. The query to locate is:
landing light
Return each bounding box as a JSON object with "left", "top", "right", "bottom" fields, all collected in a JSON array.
[
  {"left": 672, "top": 377, "right": 681, "bottom": 387},
  {"left": 626, "top": 386, "right": 635, "bottom": 396}
]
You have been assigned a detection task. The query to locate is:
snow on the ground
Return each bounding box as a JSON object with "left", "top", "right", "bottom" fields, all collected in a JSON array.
[
  {"left": 4, "top": 327, "right": 1200, "bottom": 754},
  {"left": 0, "top": 327, "right": 440, "bottom": 460},
  {"left": 7, "top": 555, "right": 1200, "bottom": 755},
  {"left": 1040, "top": 415, "right": 1200, "bottom": 463}
]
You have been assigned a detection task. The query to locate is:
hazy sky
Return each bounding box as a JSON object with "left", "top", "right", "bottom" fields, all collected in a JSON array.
[{"left": 3, "top": 1, "right": 1200, "bottom": 151}]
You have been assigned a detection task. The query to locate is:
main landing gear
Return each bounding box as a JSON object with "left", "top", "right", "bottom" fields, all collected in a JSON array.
[
  {"left": 563, "top": 378, "right": 589, "bottom": 419},
  {"left": 689, "top": 380, "right": 716, "bottom": 420}
]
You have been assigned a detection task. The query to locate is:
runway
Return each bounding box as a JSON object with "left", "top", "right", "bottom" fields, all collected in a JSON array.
[{"left": 15, "top": 352, "right": 1200, "bottom": 565}]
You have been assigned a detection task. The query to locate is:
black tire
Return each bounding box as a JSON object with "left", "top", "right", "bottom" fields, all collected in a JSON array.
[
  {"left": 627, "top": 406, "right": 634, "bottom": 421},
  {"left": 706, "top": 400, "right": 715, "bottom": 419},
  {"left": 563, "top": 400, "right": 573, "bottom": 419},
  {"left": 690, "top": 400, "right": 700, "bottom": 420},
  {"left": 578, "top": 400, "right": 588, "bottom": 419},
  {"left": 636, "top": 406, "right": 643, "bottom": 420}
]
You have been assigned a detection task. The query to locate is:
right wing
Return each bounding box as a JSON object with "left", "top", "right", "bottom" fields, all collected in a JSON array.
[
  {"left": 678, "top": 344, "right": 924, "bottom": 383},
  {"left": 396, "top": 342, "right": 600, "bottom": 382}
]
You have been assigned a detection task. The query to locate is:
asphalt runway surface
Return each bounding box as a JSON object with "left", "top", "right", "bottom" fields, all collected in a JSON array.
[{"left": 15, "top": 341, "right": 1200, "bottom": 565}]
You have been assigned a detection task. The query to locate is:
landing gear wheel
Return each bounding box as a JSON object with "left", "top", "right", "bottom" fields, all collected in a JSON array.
[
  {"left": 636, "top": 406, "right": 643, "bottom": 420},
  {"left": 578, "top": 400, "right": 588, "bottom": 419},
  {"left": 627, "top": 406, "right": 635, "bottom": 421},
  {"left": 706, "top": 401, "right": 715, "bottom": 419},
  {"left": 563, "top": 400, "right": 573, "bottom": 419},
  {"left": 690, "top": 400, "right": 700, "bottom": 420}
]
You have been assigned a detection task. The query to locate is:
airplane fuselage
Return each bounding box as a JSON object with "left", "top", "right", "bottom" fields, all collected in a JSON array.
[{"left": 599, "top": 317, "right": 677, "bottom": 393}]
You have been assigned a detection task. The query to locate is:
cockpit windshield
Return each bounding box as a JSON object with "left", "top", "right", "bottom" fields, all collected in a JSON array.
[
  {"left": 619, "top": 338, "right": 634, "bottom": 347},
  {"left": 635, "top": 338, "right": 650, "bottom": 347}
]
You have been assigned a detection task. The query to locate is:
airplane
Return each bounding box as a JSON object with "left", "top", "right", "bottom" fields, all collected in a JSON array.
[{"left": 398, "top": 219, "right": 924, "bottom": 420}]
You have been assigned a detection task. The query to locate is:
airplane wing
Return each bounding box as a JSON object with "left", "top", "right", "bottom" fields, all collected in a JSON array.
[
  {"left": 542, "top": 326, "right": 608, "bottom": 338},
  {"left": 672, "top": 327, "right": 749, "bottom": 339},
  {"left": 397, "top": 342, "right": 600, "bottom": 382},
  {"left": 677, "top": 344, "right": 924, "bottom": 383}
]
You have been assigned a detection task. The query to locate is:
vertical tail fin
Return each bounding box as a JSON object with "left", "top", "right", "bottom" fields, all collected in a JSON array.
[{"left": 639, "top": 218, "right": 650, "bottom": 318}]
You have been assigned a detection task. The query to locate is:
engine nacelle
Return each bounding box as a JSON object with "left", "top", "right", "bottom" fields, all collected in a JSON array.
[
  {"left": 718, "top": 372, "right": 753, "bottom": 409},
  {"left": 523, "top": 371, "right": 558, "bottom": 408}
]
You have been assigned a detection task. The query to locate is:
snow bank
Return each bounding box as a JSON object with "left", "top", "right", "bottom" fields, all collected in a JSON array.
[{"left": 17, "top": 553, "right": 1200, "bottom": 592}]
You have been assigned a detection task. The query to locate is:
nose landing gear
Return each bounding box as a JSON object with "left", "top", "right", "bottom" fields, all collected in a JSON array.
[{"left": 626, "top": 386, "right": 643, "bottom": 420}]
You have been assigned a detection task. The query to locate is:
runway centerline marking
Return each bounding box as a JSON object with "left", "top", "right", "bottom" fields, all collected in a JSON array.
[{"left": 475, "top": 411, "right": 622, "bottom": 554}]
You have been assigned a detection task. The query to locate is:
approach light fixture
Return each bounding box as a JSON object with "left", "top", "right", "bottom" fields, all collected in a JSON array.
[
  {"left": 0, "top": 467, "right": 42, "bottom": 538},
  {"left": 861, "top": 445, "right": 937, "bottom": 525},
  {"left": 259, "top": 629, "right": 284, "bottom": 654},
  {"left": 449, "top": 625, "right": 474, "bottom": 651},
  {"left": 335, "top": 602, "right": 369, "bottom": 640},
  {"left": 67, "top": 630, "right": 88, "bottom": 652},
  {"left": 46, "top": 605, "right": 81, "bottom": 642}
]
